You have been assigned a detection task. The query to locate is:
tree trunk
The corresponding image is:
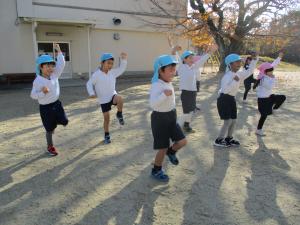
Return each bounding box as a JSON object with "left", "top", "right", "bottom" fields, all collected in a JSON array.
[{"left": 217, "top": 38, "right": 244, "bottom": 73}]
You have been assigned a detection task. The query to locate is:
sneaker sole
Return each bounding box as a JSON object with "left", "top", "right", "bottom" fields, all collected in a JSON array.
[
  {"left": 213, "top": 143, "right": 230, "bottom": 148},
  {"left": 255, "top": 133, "right": 266, "bottom": 136},
  {"left": 150, "top": 175, "right": 169, "bottom": 182},
  {"left": 47, "top": 152, "right": 58, "bottom": 156}
]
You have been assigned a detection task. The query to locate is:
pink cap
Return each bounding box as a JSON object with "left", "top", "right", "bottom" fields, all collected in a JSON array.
[{"left": 257, "top": 62, "right": 273, "bottom": 79}]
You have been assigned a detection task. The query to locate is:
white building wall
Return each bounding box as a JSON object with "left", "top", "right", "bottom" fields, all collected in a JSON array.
[
  {"left": 0, "top": 0, "right": 35, "bottom": 74},
  {"left": 0, "top": 0, "right": 189, "bottom": 75}
]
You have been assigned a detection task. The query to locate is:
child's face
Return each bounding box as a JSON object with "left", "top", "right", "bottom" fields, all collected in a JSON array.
[
  {"left": 159, "top": 65, "right": 176, "bottom": 82},
  {"left": 101, "top": 59, "right": 114, "bottom": 72},
  {"left": 266, "top": 70, "right": 274, "bottom": 76},
  {"left": 230, "top": 60, "right": 242, "bottom": 72},
  {"left": 40, "top": 63, "right": 55, "bottom": 77},
  {"left": 246, "top": 58, "right": 252, "bottom": 64},
  {"left": 183, "top": 55, "right": 194, "bottom": 66}
]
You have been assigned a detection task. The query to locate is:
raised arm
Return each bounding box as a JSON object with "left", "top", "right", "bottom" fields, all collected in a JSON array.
[
  {"left": 238, "top": 55, "right": 259, "bottom": 80},
  {"left": 194, "top": 44, "right": 218, "bottom": 69},
  {"left": 111, "top": 52, "right": 128, "bottom": 78},
  {"left": 171, "top": 45, "right": 182, "bottom": 67},
  {"left": 51, "top": 43, "right": 66, "bottom": 78},
  {"left": 272, "top": 51, "right": 284, "bottom": 68}
]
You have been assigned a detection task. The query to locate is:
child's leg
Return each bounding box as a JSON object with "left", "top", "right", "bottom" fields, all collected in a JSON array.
[
  {"left": 113, "top": 95, "right": 123, "bottom": 113},
  {"left": 113, "top": 95, "right": 125, "bottom": 125},
  {"left": 46, "top": 131, "right": 54, "bottom": 147},
  {"left": 243, "top": 84, "right": 251, "bottom": 100},
  {"left": 257, "top": 115, "right": 267, "bottom": 130},
  {"left": 154, "top": 149, "right": 167, "bottom": 168},
  {"left": 253, "top": 79, "right": 260, "bottom": 90},
  {"left": 227, "top": 119, "right": 236, "bottom": 138},
  {"left": 103, "top": 112, "right": 110, "bottom": 133},
  {"left": 170, "top": 138, "right": 187, "bottom": 151},
  {"left": 272, "top": 95, "right": 286, "bottom": 110},
  {"left": 217, "top": 119, "right": 232, "bottom": 139}
]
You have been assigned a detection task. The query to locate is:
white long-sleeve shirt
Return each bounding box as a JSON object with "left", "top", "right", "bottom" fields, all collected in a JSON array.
[
  {"left": 176, "top": 53, "right": 210, "bottom": 91},
  {"left": 86, "top": 59, "right": 127, "bottom": 104},
  {"left": 256, "top": 76, "right": 276, "bottom": 98},
  {"left": 218, "top": 58, "right": 258, "bottom": 96},
  {"left": 149, "top": 79, "right": 176, "bottom": 112},
  {"left": 30, "top": 53, "right": 65, "bottom": 105},
  {"left": 256, "top": 57, "right": 281, "bottom": 98}
]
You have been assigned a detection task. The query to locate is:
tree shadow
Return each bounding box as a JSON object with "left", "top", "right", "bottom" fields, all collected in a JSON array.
[
  {"left": 245, "top": 136, "right": 291, "bottom": 225},
  {"left": 77, "top": 166, "right": 167, "bottom": 225},
  {"left": 182, "top": 78, "right": 231, "bottom": 224},
  {"left": 0, "top": 153, "right": 47, "bottom": 189}
]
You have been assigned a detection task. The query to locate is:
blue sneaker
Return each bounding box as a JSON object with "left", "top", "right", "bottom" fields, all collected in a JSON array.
[
  {"left": 104, "top": 135, "right": 111, "bottom": 144},
  {"left": 116, "top": 113, "right": 125, "bottom": 125},
  {"left": 151, "top": 169, "right": 169, "bottom": 182},
  {"left": 167, "top": 153, "right": 179, "bottom": 165}
]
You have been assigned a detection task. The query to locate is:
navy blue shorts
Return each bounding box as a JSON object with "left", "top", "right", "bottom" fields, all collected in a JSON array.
[
  {"left": 101, "top": 95, "right": 117, "bottom": 113},
  {"left": 151, "top": 110, "right": 185, "bottom": 149},
  {"left": 217, "top": 93, "right": 237, "bottom": 120},
  {"left": 39, "top": 100, "right": 68, "bottom": 132}
]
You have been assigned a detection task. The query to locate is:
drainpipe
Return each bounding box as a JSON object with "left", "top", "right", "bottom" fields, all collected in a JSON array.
[
  {"left": 87, "top": 25, "right": 92, "bottom": 78},
  {"left": 32, "top": 21, "right": 38, "bottom": 60}
]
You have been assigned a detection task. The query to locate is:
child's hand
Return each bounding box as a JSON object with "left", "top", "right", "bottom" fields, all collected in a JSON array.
[
  {"left": 89, "top": 95, "right": 97, "bottom": 98},
  {"left": 233, "top": 75, "right": 240, "bottom": 81},
  {"left": 42, "top": 86, "right": 49, "bottom": 94},
  {"left": 253, "top": 51, "right": 259, "bottom": 59},
  {"left": 120, "top": 52, "right": 127, "bottom": 60},
  {"left": 164, "top": 90, "right": 173, "bottom": 96},
  {"left": 279, "top": 51, "right": 284, "bottom": 58},
  {"left": 53, "top": 43, "right": 61, "bottom": 53},
  {"left": 209, "top": 44, "right": 218, "bottom": 53},
  {"left": 174, "top": 45, "right": 182, "bottom": 52}
]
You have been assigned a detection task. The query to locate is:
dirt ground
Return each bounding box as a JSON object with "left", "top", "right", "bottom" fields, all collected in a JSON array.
[{"left": 0, "top": 70, "right": 300, "bottom": 225}]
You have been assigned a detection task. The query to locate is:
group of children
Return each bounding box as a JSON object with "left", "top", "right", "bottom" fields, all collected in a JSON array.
[{"left": 30, "top": 43, "right": 286, "bottom": 181}]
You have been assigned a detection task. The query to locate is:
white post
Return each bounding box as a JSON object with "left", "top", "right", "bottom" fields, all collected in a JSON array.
[
  {"left": 32, "top": 21, "right": 38, "bottom": 60},
  {"left": 87, "top": 25, "right": 92, "bottom": 78}
]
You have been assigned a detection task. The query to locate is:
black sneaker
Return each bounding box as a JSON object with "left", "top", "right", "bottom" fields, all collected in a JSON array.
[
  {"left": 214, "top": 138, "right": 231, "bottom": 147},
  {"left": 193, "top": 106, "right": 201, "bottom": 113},
  {"left": 116, "top": 113, "right": 125, "bottom": 125},
  {"left": 225, "top": 137, "right": 240, "bottom": 146},
  {"left": 183, "top": 122, "right": 195, "bottom": 133},
  {"left": 167, "top": 152, "right": 179, "bottom": 165}
]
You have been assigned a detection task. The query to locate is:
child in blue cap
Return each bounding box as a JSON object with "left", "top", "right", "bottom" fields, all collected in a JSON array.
[
  {"left": 214, "top": 52, "right": 259, "bottom": 147},
  {"left": 149, "top": 54, "right": 187, "bottom": 182},
  {"left": 30, "top": 43, "right": 67, "bottom": 156},
  {"left": 86, "top": 52, "right": 127, "bottom": 144},
  {"left": 171, "top": 44, "right": 218, "bottom": 133}
]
